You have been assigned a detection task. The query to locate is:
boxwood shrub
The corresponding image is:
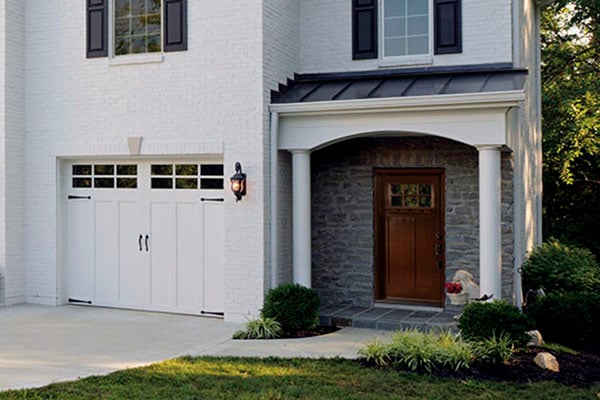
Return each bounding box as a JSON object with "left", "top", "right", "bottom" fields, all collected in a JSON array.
[
  {"left": 262, "top": 283, "right": 320, "bottom": 334},
  {"left": 458, "top": 300, "right": 534, "bottom": 346}
]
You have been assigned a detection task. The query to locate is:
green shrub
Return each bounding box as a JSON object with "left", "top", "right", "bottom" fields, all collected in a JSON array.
[
  {"left": 233, "top": 316, "right": 283, "bottom": 340},
  {"left": 525, "top": 292, "right": 600, "bottom": 348},
  {"left": 360, "top": 329, "right": 474, "bottom": 372},
  {"left": 262, "top": 283, "right": 320, "bottom": 334},
  {"left": 473, "top": 332, "right": 515, "bottom": 364},
  {"left": 458, "top": 300, "right": 534, "bottom": 346},
  {"left": 521, "top": 239, "right": 600, "bottom": 295}
]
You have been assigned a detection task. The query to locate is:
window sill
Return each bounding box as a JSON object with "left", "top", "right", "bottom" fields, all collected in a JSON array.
[
  {"left": 109, "top": 53, "right": 164, "bottom": 67},
  {"left": 378, "top": 56, "right": 433, "bottom": 69}
]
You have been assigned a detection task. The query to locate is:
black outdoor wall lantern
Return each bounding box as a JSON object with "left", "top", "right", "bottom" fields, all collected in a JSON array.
[{"left": 230, "top": 162, "right": 247, "bottom": 202}]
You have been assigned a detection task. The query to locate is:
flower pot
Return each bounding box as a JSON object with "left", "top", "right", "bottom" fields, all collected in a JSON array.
[{"left": 447, "top": 292, "right": 468, "bottom": 305}]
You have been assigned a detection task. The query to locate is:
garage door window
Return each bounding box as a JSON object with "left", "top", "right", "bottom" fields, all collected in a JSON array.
[
  {"left": 72, "top": 164, "right": 137, "bottom": 189},
  {"left": 151, "top": 163, "right": 223, "bottom": 190}
]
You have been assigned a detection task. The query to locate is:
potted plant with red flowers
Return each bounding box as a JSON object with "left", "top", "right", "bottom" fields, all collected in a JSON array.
[{"left": 445, "top": 281, "right": 468, "bottom": 305}]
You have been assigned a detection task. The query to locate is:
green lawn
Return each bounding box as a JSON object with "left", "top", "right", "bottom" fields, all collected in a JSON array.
[{"left": 1, "top": 357, "right": 598, "bottom": 400}]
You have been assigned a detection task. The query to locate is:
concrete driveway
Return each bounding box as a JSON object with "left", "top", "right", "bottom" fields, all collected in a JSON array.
[{"left": 0, "top": 305, "right": 391, "bottom": 391}]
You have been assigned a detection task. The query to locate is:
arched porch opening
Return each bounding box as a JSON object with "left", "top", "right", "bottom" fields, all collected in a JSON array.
[{"left": 309, "top": 135, "right": 514, "bottom": 308}]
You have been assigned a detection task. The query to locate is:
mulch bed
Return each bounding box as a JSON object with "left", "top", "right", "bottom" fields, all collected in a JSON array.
[
  {"left": 282, "top": 325, "right": 341, "bottom": 338},
  {"left": 361, "top": 347, "right": 600, "bottom": 388},
  {"left": 440, "top": 347, "right": 600, "bottom": 388}
]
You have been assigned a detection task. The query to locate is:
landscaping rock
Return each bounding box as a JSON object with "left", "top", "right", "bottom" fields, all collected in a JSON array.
[
  {"left": 534, "top": 352, "right": 559, "bottom": 372},
  {"left": 526, "top": 330, "right": 544, "bottom": 347}
]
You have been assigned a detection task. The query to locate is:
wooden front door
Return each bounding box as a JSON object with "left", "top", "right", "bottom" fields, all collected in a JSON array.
[{"left": 374, "top": 169, "right": 445, "bottom": 306}]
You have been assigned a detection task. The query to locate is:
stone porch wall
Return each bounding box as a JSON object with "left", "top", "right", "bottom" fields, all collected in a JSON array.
[{"left": 311, "top": 137, "right": 514, "bottom": 307}]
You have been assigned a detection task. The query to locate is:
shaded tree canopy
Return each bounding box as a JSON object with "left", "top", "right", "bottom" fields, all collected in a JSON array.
[{"left": 542, "top": 0, "right": 600, "bottom": 256}]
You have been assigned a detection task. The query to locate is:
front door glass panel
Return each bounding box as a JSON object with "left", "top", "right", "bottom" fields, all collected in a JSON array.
[{"left": 389, "top": 183, "right": 433, "bottom": 208}]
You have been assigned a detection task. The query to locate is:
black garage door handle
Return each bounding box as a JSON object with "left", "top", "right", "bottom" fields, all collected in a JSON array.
[
  {"left": 138, "top": 234, "right": 143, "bottom": 251},
  {"left": 145, "top": 235, "right": 149, "bottom": 252}
]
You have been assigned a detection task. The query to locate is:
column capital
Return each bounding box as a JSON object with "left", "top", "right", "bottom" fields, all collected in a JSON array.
[
  {"left": 289, "top": 149, "right": 312, "bottom": 155},
  {"left": 475, "top": 145, "right": 503, "bottom": 152}
]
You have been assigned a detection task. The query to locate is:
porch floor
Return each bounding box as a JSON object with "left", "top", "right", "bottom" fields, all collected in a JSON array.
[{"left": 319, "top": 304, "right": 462, "bottom": 331}]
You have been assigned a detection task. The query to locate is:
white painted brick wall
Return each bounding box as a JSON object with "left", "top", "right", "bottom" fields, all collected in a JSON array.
[
  {"left": 263, "top": 0, "right": 299, "bottom": 289},
  {"left": 0, "top": 0, "right": 26, "bottom": 307},
  {"left": 512, "top": 0, "right": 543, "bottom": 288},
  {"left": 23, "top": 0, "right": 266, "bottom": 320},
  {"left": 299, "top": 0, "right": 514, "bottom": 73},
  {"left": 0, "top": 1, "right": 6, "bottom": 306}
]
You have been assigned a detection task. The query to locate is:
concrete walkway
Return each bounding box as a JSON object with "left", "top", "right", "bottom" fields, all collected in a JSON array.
[{"left": 0, "top": 305, "right": 392, "bottom": 391}]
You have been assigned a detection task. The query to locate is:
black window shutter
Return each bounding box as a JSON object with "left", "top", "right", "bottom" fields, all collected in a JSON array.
[
  {"left": 164, "top": 0, "right": 188, "bottom": 52},
  {"left": 86, "top": 0, "right": 108, "bottom": 58},
  {"left": 352, "top": 0, "right": 378, "bottom": 60},
  {"left": 434, "top": 0, "right": 462, "bottom": 54}
]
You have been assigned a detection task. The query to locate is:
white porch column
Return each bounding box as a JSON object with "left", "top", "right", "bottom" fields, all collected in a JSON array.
[
  {"left": 291, "top": 150, "right": 312, "bottom": 287},
  {"left": 478, "top": 146, "right": 502, "bottom": 300}
]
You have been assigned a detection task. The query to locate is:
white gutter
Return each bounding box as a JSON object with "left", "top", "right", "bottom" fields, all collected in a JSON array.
[
  {"left": 269, "top": 111, "right": 279, "bottom": 289},
  {"left": 270, "top": 90, "right": 525, "bottom": 116}
]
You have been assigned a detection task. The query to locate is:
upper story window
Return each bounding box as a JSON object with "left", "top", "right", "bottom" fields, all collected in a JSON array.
[
  {"left": 382, "top": 0, "right": 431, "bottom": 58},
  {"left": 352, "top": 0, "right": 461, "bottom": 62},
  {"left": 86, "top": 0, "right": 188, "bottom": 59},
  {"left": 115, "top": 0, "right": 162, "bottom": 56}
]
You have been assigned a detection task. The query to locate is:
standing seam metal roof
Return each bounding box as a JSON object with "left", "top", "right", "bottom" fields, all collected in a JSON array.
[{"left": 271, "top": 66, "right": 528, "bottom": 104}]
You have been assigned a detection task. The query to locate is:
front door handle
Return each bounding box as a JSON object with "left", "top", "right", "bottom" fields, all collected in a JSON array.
[
  {"left": 138, "top": 234, "right": 143, "bottom": 251},
  {"left": 145, "top": 235, "right": 149, "bottom": 252}
]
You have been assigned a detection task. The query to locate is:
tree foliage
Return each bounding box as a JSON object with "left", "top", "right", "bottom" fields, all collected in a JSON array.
[{"left": 542, "top": 0, "right": 600, "bottom": 256}]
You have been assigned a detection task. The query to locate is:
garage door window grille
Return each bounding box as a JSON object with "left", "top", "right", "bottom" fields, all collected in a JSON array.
[
  {"left": 151, "top": 163, "right": 224, "bottom": 190},
  {"left": 72, "top": 164, "right": 137, "bottom": 189}
]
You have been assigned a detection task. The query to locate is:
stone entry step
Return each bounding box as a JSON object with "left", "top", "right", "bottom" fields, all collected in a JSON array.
[{"left": 320, "top": 305, "right": 462, "bottom": 331}]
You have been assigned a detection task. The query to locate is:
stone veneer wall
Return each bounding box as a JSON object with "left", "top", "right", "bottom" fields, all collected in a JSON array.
[{"left": 311, "top": 137, "right": 514, "bottom": 307}]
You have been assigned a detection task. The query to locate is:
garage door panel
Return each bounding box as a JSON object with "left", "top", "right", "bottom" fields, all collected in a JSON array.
[
  {"left": 202, "top": 202, "right": 225, "bottom": 313},
  {"left": 149, "top": 201, "right": 176, "bottom": 307},
  {"left": 176, "top": 202, "right": 200, "bottom": 310},
  {"left": 94, "top": 201, "right": 119, "bottom": 303},
  {"left": 119, "top": 200, "right": 149, "bottom": 306},
  {"left": 67, "top": 200, "right": 94, "bottom": 301}
]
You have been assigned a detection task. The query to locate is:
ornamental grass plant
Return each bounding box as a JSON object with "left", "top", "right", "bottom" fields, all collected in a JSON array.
[{"left": 359, "top": 329, "right": 516, "bottom": 372}]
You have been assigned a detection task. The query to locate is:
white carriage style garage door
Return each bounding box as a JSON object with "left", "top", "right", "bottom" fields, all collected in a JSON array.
[{"left": 64, "top": 159, "right": 225, "bottom": 316}]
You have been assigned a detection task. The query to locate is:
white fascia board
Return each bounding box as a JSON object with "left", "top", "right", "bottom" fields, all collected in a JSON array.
[{"left": 270, "top": 90, "right": 525, "bottom": 116}]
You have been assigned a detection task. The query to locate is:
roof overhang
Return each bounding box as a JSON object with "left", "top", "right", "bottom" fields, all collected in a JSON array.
[
  {"left": 271, "top": 65, "right": 527, "bottom": 151},
  {"left": 270, "top": 90, "right": 524, "bottom": 117}
]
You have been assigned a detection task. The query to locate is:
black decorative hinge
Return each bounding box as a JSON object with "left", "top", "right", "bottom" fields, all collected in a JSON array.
[{"left": 68, "top": 298, "right": 92, "bottom": 305}]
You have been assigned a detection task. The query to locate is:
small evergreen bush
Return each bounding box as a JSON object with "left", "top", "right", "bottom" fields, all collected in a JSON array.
[
  {"left": 521, "top": 239, "right": 600, "bottom": 295},
  {"left": 232, "top": 316, "right": 283, "bottom": 340},
  {"left": 262, "top": 283, "right": 320, "bottom": 334},
  {"left": 458, "top": 300, "right": 533, "bottom": 346},
  {"left": 525, "top": 292, "right": 600, "bottom": 347}
]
